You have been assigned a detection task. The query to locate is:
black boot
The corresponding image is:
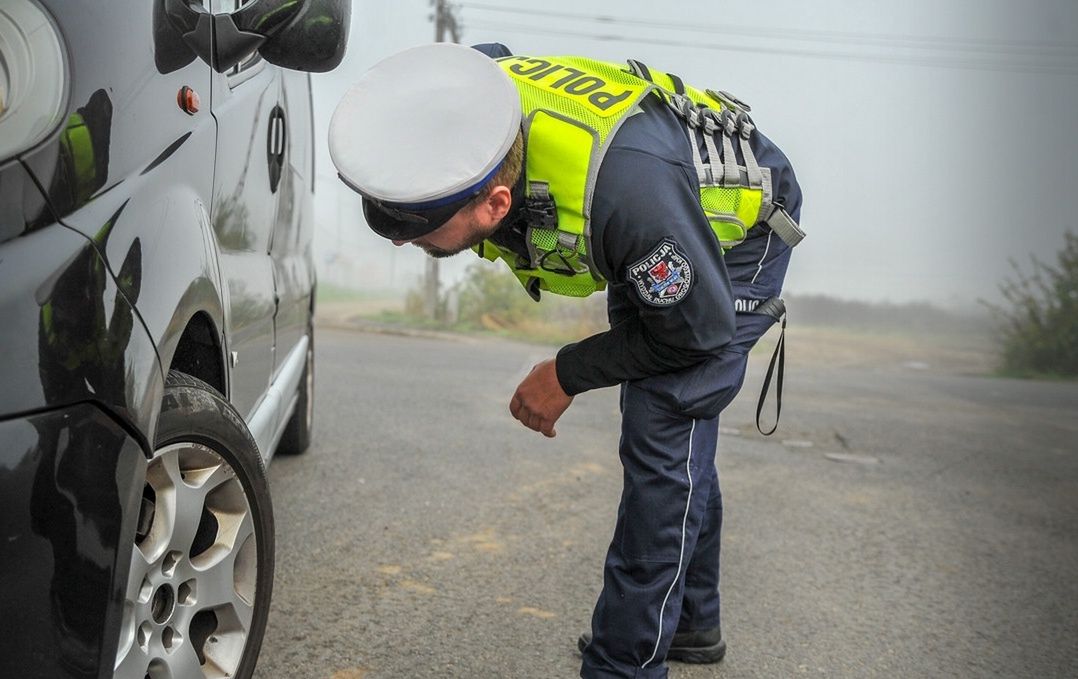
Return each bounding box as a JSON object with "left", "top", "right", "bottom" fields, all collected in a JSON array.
[{"left": 577, "top": 628, "right": 727, "bottom": 664}]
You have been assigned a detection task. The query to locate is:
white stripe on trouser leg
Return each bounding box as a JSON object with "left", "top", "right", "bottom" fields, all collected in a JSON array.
[
  {"left": 641, "top": 418, "right": 697, "bottom": 669},
  {"left": 751, "top": 230, "right": 773, "bottom": 285}
]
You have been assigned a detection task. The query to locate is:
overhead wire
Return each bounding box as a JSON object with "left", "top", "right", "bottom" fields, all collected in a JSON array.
[
  {"left": 458, "top": 2, "right": 1078, "bottom": 58},
  {"left": 461, "top": 20, "right": 1078, "bottom": 76}
]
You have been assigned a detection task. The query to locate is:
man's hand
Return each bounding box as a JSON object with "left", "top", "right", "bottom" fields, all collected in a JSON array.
[{"left": 509, "top": 359, "right": 573, "bottom": 438}]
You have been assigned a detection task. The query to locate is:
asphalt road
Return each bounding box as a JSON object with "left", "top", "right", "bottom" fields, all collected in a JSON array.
[{"left": 255, "top": 326, "right": 1078, "bottom": 679}]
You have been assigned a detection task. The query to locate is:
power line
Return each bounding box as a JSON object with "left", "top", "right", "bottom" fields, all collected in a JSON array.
[
  {"left": 462, "top": 20, "right": 1078, "bottom": 76},
  {"left": 459, "top": 2, "right": 1078, "bottom": 58}
]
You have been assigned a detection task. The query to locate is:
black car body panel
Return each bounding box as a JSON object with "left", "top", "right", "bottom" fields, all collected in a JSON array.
[
  {"left": 0, "top": 404, "right": 145, "bottom": 679},
  {"left": 23, "top": 0, "right": 229, "bottom": 413},
  {"left": 0, "top": 218, "right": 165, "bottom": 437},
  {"left": 0, "top": 158, "right": 61, "bottom": 244}
]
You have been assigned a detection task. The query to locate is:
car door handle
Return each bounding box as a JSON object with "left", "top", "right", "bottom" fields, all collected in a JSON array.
[{"left": 267, "top": 105, "right": 286, "bottom": 193}]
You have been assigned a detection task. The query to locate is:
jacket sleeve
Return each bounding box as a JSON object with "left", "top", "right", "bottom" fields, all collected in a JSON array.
[{"left": 554, "top": 146, "right": 736, "bottom": 395}]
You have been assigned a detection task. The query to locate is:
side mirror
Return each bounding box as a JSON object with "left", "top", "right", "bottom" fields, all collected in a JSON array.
[
  {"left": 161, "top": 0, "right": 349, "bottom": 74},
  {"left": 239, "top": 0, "right": 350, "bottom": 73}
]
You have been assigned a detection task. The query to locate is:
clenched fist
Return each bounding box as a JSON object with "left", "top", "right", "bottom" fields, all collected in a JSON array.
[{"left": 509, "top": 359, "right": 573, "bottom": 438}]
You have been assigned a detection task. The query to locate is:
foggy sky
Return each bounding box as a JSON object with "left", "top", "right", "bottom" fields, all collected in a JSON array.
[{"left": 311, "top": 0, "right": 1078, "bottom": 309}]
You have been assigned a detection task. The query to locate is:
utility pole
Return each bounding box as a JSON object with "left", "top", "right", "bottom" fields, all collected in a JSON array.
[
  {"left": 433, "top": 0, "right": 461, "bottom": 43},
  {"left": 425, "top": 0, "right": 461, "bottom": 320}
]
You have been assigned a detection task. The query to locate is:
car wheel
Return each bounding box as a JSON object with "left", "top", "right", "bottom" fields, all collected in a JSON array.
[
  {"left": 277, "top": 326, "right": 314, "bottom": 456},
  {"left": 114, "top": 370, "right": 274, "bottom": 679}
]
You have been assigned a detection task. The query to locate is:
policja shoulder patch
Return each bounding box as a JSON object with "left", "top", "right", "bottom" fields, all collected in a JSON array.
[{"left": 627, "top": 238, "right": 694, "bottom": 306}]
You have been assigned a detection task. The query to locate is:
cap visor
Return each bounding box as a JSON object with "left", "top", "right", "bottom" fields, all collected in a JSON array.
[{"left": 362, "top": 196, "right": 472, "bottom": 241}]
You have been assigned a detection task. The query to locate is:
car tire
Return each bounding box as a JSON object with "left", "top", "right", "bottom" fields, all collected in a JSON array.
[
  {"left": 114, "top": 370, "right": 274, "bottom": 679},
  {"left": 276, "top": 326, "right": 314, "bottom": 456}
]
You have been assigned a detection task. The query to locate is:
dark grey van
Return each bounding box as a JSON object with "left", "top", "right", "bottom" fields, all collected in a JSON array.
[{"left": 0, "top": 1, "right": 348, "bottom": 677}]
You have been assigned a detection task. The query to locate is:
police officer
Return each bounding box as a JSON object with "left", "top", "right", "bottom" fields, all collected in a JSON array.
[{"left": 330, "top": 42, "right": 803, "bottom": 679}]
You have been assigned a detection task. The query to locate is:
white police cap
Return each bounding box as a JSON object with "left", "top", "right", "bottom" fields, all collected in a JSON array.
[{"left": 329, "top": 43, "right": 522, "bottom": 239}]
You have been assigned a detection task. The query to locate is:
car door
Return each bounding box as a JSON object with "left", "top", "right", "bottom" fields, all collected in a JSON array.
[
  {"left": 268, "top": 69, "right": 315, "bottom": 368},
  {"left": 208, "top": 0, "right": 281, "bottom": 421}
]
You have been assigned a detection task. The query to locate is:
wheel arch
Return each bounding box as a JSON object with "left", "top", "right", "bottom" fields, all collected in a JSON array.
[
  {"left": 155, "top": 281, "right": 228, "bottom": 403},
  {"left": 166, "top": 310, "right": 227, "bottom": 398}
]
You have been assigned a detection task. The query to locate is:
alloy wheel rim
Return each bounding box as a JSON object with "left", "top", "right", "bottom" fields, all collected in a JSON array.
[{"left": 115, "top": 442, "right": 258, "bottom": 679}]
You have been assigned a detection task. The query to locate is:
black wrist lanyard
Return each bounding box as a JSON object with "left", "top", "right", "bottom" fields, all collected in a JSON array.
[{"left": 748, "top": 298, "right": 786, "bottom": 436}]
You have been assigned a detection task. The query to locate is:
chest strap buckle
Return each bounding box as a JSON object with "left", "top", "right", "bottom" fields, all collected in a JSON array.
[
  {"left": 765, "top": 204, "right": 806, "bottom": 248},
  {"left": 525, "top": 181, "right": 558, "bottom": 230}
]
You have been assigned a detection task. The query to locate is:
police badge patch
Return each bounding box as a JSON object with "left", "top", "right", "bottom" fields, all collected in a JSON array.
[{"left": 627, "top": 239, "right": 693, "bottom": 306}]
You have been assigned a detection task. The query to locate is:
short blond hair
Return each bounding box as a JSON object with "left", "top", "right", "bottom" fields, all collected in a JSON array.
[{"left": 470, "top": 129, "right": 524, "bottom": 204}]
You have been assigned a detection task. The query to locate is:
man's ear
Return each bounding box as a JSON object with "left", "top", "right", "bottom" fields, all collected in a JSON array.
[{"left": 483, "top": 185, "right": 514, "bottom": 223}]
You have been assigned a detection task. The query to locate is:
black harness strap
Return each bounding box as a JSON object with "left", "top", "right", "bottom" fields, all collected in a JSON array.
[
  {"left": 667, "top": 72, "right": 686, "bottom": 95},
  {"left": 627, "top": 59, "right": 686, "bottom": 96},
  {"left": 627, "top": 58, "right": 653, "bottom": 82}
]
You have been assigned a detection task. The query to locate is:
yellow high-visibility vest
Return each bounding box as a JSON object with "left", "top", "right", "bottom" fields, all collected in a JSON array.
[{"left": 475, "top": 55, "right": 803, "bottom": 301}]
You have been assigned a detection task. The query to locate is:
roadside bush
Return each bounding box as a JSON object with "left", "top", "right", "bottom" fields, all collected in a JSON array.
[
  {"left": 454, "top": 261, "right": 538, "bottom": 328},
  {"left": 450, "top": 262, "right": 608, "bottom": 343},
  {"left": 984, "top": 231, "right": 1078, "bottom": 377}
]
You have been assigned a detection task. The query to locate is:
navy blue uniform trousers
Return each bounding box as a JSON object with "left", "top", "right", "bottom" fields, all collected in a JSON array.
[{"left": 581, "top": 223, "right": 794, "bottom": 679}]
